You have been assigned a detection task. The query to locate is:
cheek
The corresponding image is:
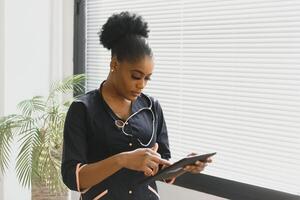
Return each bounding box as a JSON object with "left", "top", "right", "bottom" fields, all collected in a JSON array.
[
  {"left": 128, "top": 80, "right": 140, "bottom": 91},
  {"left": 118, "top": 73, "right": 135, "bottom": 91}
]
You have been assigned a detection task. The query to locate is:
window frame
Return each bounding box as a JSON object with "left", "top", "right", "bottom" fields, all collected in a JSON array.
[{"left": 73, "top": 1, "right": 300, "bottom": 199}]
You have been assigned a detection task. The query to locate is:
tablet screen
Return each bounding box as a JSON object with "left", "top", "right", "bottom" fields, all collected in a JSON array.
[{"left": 138, "top": 152, "right": 216, "bottom": 185}]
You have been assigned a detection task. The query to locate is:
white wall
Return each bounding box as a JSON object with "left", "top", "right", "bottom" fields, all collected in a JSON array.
[
  {"left": 157, "top": 182, "right": 227, "bottom": 200},
  {"left": 0, "top": 0, "right": 5, "bottom": 199},
  {"left": 0, "top": 0, "right": 4, "bottom": 112},
  {"left": 62, "top": 0, "right": 74, "bottom": 80},
  {"left": 0, "top": 0, "right": 4, "bottom": 109},
  {"left": 0, "top": 0, "right": 74, "bottom": 199},
  {"left": 3, "top": 0, "right": 51, "bottom": 198}
]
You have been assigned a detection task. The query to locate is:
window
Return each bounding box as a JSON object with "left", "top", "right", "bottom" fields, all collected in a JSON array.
[{"left": 85, "top": 0, "right": 300, "bottom": 196}]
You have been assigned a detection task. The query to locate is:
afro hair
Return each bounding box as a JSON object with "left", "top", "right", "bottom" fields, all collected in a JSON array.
[{"left": 99, "top": 11, "right": 149, "bottom": 50}]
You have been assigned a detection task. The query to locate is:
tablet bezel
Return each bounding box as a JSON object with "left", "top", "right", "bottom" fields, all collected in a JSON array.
[{"left": 138, "top": 152, "right": 216, "bottom": 185}]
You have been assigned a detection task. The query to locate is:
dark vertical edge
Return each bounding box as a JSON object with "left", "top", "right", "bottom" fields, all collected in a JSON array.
[{"left": 73, "top": 0, "right": 86, "bottom": 97}]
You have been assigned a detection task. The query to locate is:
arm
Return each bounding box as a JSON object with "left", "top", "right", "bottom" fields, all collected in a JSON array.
[
  {"left": 61, "top": 102, "right": 122, "bottom": 191},
  {"left": 78, "top": 146, "right": 171, "bottom": 190},
  {"left": 77, "top": 153, "right": 123, "bottom": 190},
  {"left": 153, "top": 99, "right": 177, "bottom": 183},
  {"left": 61, "top": 102, "right": 171, "bottom": 191}
]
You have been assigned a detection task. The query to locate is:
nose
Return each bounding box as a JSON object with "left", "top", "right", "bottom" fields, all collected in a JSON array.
[{"left": 137, "top": 79, "right": 146, "bottom": 90}]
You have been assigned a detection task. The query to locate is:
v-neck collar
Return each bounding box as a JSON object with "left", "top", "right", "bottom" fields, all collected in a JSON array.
[{"left": 98, "top": 81, "right": 147, "bottom": 122}]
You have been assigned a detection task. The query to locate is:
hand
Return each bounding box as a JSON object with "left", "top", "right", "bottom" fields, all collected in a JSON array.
[
  {"left": 183, "top": 153, "right": 213, "bottom": 174},
  {"left": 119, "top": 143, "right": 171, "bottom": 176}
]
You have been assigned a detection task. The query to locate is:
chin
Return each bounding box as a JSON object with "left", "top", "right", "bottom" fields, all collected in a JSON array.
[
  {"left": 128, "top": 96, "right": 138, "bottom": 101},
  {"left": 130, "top": 94, "right": 140, "bottom": 101}
]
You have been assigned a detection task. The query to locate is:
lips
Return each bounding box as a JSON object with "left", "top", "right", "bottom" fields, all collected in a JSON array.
[{"left": 131, "top": 91, "right": 141, "bottom": 96}]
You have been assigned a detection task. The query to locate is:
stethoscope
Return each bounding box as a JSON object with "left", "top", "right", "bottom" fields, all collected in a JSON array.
[{"left": 113, "top": 94, "right": 155, "bottom": 147}]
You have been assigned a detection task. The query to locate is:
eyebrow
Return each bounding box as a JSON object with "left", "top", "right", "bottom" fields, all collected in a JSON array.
[{"left": 130, "top": 69, "right": 152, "bottom": 76}]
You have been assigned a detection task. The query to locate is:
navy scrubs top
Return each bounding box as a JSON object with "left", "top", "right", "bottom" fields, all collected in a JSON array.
[{"left": 61, "top": 82, "right": 171, "bottom": 200}]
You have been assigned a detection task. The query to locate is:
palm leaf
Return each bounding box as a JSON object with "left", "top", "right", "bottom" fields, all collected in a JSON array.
[
  {"left": 49, "top": 74, "right": 85, "bottom": 98},
  {"left": 36, "top": 141, "right": 65, "bottom": 193},
  {"left": 15, "top": 127, "right": 41, "bottom": 188},
  {"left": 0, "top": 121, "right": 13, "bottom": 173},
  {"left": 0, "top": 74, "right": 84, "bottom": 194},
  {"left": 17, "top": 96, "right": 45, "bottom": 117},
  {"left": 0, "top": 115, "right": 23, "bottom": 173},
  {"left": 32, "top": 103, "right": 66, "bottom": 193}
]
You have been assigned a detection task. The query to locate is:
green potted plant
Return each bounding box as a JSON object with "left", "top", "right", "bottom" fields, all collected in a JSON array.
[{"left": 0, "top": 74, "right": 85, "bottom": 197}]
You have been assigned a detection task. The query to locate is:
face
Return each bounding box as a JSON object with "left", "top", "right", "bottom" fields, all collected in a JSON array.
[{"left": 111, "top": 55, "right": 154, "bottom": 101}]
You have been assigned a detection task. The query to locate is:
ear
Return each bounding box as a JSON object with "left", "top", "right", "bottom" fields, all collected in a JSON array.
[{"left": 110, "top": 56, "right": 118, "bottom": 72}]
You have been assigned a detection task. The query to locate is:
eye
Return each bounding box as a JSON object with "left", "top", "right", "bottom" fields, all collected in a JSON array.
[
  {"left": 131, "top": 72, "right": 152, "bottom": 81},
  {"left": 145, "top": 76, "right": 151, "bottom": 81},
  {"left": 131, "top": 75, "right": 142, "bottom": 80}
]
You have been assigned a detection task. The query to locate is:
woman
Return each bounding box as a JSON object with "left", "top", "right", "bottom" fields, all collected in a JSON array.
[{"left": 61, "top": 11, "right": 211, "bottom": 200}]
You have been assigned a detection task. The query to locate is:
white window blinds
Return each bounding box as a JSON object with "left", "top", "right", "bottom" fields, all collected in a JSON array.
[{"left": 86, "top": 0, "right": 300, "bottom": 195}]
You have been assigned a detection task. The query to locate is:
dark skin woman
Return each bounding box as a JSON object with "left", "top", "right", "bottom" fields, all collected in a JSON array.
[{"left": 61, "top": 11, "right": 212, "bottom": 200}]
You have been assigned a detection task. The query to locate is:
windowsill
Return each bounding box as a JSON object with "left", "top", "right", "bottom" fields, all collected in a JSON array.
[{"left": 173, "top": 173, "right": 300, "bottom": 200}]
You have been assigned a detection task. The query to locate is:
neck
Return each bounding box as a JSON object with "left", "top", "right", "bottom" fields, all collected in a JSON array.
[{"left": 102, "top": 78, "right": 131, "bottom": 104}]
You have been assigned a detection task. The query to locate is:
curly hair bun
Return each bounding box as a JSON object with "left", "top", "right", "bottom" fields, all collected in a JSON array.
[{"left": 99, "top": 11, "right": 149, "bottom": 50}]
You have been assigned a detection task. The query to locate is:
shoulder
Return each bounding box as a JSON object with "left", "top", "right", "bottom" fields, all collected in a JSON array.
[
  {"left": 140, "top": 93, "right": 163, "bottom": 112},
  {"left": 69, "top": 89, "right": 100, "bottom": 116},
  {"left": 74, "top": 89, "right": 98, "bottom": 105}
]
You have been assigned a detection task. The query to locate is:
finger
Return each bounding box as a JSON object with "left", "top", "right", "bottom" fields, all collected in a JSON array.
[
  {"left": 183, "top": 165, "right": 191, "bottom": 171},
  {"left": 190, "top": 168, "right": 204, "bottom": 173},
  {"left": 205, "top": 157, "right": 213, "bottom": 163},
  {"left": 195, "top": 161, "right": 205, "bottom": 166},
  {"left": 161, "top": 162, "right": 172, "bottom": 170},
  {"left": 184, "top": 165, "right": 202, "bottom": 173},
  {"left": 196, "top": 160, "right": 209, "bottom": 168},
  {"left": 187, "top": 152, "right": 197, "bottom": 157},
  {"left": 151, "top": 157, "right": 172, "bottom": 166},
  {"left": 152, "top": 167, "right": 158, "bottom": 176},
  {"left": 144, "top": 167, "right": 153, "bottom": 176},
  {"left": 146, "top": 148, "right": 161, "bottom": 157},
  {"left": 192, "top": 165, "right": 206, "bottom": 173},
  {"left": 148, "top": 154, "right": 162, "bottom": 162},
  {"left": 184, "top": 164, "right": 203, "bottom": 170},
  {"left": 187, "top": 162, "right": 208, "bottom": 172},
  {"left": 151, "top": 143, "right": 159, "bottom": 152},
  {"left": 147, "top": 161, "right": 159, "bottom": 173},
  {"left": 148, "top": 161, "right": 159, "bottom": 175}
]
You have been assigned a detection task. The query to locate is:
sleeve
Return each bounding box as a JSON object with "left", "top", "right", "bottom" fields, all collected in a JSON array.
[
  {"left": 154, "top": 100, "right": 171, "bottom": 160},
  {"left": 61, "top": 101, "right": 88, "bottom": 192},
  {"left": 154, "top": 100, "right": 176, "bottom": 184}
]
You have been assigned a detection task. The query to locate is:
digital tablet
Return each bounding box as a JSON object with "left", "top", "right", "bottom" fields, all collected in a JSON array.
[{"left": 138, "top": 152, "right": 216, "bottom": 185}]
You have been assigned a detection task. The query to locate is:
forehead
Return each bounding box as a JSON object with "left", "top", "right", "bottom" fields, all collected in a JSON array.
[{"left": 122, "top": 56, "right": 154, "bottom": 75}]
